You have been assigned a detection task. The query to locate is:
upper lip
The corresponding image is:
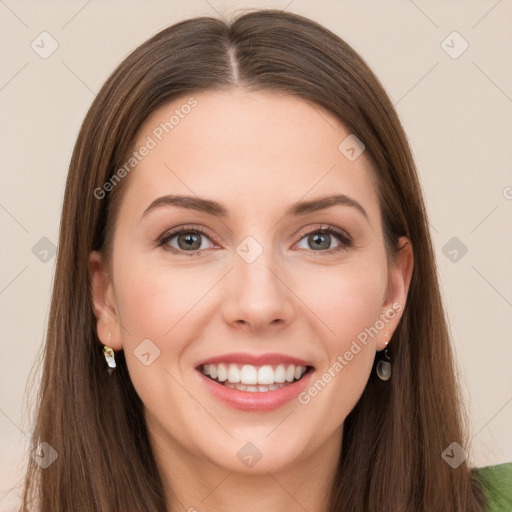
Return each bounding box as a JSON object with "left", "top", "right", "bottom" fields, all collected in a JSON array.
[{"left": 195, "top": 352, "right": 314, "bottom": 369}]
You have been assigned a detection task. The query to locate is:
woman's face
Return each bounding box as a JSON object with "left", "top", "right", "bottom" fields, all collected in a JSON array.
[{"left": 90, "top": 89, "right": 412, "bottom": 476}]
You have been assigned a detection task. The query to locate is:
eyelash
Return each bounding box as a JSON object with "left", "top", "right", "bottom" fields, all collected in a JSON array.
[{"left": 156, "top": 223, "right": 353, "bottom": 257}]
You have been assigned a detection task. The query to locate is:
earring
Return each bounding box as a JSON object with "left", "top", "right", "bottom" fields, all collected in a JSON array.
[
  {"left": 376, "top": 332, "right": 391, "bottom": 381},
  {"left": 103, "top": 333, "right": 116, "bottom": 375}
]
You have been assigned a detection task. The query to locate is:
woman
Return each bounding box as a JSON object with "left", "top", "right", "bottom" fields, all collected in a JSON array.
[{"left": 19, "top": 9, "right": 511, "bottom": 512}]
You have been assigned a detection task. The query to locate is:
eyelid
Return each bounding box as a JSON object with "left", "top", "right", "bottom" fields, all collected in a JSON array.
[
  {"left": 156, "top": 224, "right": 220, "bottom": 252},
  {"left": 295, "top": 224, "right": 352, "bottom": 244}
]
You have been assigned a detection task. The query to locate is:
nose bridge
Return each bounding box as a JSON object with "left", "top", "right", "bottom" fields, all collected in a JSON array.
[
  {"left": 221, "top": 231, "right": 295, "bottom": 329},
  {"left": 235, "top": 232, "right": 283, "bottom": 300}
]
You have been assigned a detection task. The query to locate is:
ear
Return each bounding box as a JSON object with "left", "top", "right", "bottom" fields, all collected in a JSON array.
[
  {"left": 376, "top": 236, "right": 414, "bottom": 351},
  {"left": 88, "top": 250, "right": 123, "bottom": 351}
]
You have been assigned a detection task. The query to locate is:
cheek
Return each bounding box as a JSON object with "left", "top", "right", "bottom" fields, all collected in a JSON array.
[
  {"left": 309, "top": 262, "right": 385, "bottom": 346},
  {"left": 303, "top": 262, "right": 385, "bottom": 397},
  {"left": 113, "top": 250, "right": 206, "bottom": 342},
  {"left": 112, "top": 256, "right": 204, "bottom": 416},
  {"left": 110, "top": 251, "right": 196, "bottom": 371}
]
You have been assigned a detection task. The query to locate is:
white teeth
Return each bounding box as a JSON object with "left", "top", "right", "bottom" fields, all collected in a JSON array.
[
  {"left": 257, "top": 365, "right": 274, "bottom": 385},
  {"left": 227, "top": 364, "right": 241, "bottom": 383},
  {"left": 217, "top": 363, "right": 228, "bottom": 382},
  {"left": 222, "top": 381, "right": 292, "bottom": 392},
  {"left": 240, "top": 365, "right": 258, "bottom": 385},
  {"left": 201, "top": 362, "right": 309, "bottom": 386},
  {"left": 274, "top": 364, "right": 286, "bottom": 383}
]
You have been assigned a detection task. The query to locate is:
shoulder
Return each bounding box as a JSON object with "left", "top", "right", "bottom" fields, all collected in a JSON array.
[{"left": 473, "top": 462, "right": 512, "bottom": 512}]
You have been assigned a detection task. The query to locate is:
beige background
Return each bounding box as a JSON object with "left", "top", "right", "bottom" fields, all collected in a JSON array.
[{"left": 1, "top": 0, "right": 511, "bottom": 509}]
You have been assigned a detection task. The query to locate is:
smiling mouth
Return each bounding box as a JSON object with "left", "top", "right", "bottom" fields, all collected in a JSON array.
[{"left": 198, "top": 363, "right": 314, "bottom": 393}]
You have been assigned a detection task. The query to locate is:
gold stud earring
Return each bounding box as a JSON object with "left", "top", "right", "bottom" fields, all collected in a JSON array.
[{"left": 103, "top": 332, "right": 116, "bottom": 374}]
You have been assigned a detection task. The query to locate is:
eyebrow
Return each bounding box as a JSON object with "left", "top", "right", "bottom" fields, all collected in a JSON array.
[{"left": 140, "top": 193, "right": 369, "bottom": 222}]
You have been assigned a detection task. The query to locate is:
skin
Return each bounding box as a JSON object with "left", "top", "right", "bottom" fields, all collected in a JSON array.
[{"left": 89, "top": 88, "right": 413, "bottom": 512}]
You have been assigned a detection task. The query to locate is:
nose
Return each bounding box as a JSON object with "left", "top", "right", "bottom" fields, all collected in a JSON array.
[{"left": 221, "top": 248, "right": 296, "bottom": 332}]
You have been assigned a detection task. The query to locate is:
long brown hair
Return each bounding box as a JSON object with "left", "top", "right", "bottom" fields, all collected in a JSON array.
[{"left": 20, "top": 9, "right": 485, "bottom": 511}]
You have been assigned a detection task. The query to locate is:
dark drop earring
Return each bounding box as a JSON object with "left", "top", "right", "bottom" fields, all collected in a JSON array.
[{"left": 376, "top": 333, "right": 391, "bottom": 381}]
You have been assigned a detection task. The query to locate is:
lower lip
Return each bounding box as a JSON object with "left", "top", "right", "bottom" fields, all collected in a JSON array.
[{"left": 197, "top": 369, "right": 314, "bottom": 412}]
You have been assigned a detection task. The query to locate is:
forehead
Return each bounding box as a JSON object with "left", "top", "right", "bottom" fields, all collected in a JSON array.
[{"left": 120, "top": 89, "right": 379, "bottom": 225}]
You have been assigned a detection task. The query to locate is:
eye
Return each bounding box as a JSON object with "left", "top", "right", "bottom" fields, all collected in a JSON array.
[
  {"left": 295, "top": 225, "right": 352, "bottom": 253},
  {"left": 157, "top": 224, "right": 216, "bottom": 256},
  {"left": 157, "top": 223, "right": 352, "bottom": 256}
]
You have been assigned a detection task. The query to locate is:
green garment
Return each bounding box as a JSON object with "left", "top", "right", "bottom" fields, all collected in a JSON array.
[{"left": 474, "top": 462, "right": 512, "bottom": 512}]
